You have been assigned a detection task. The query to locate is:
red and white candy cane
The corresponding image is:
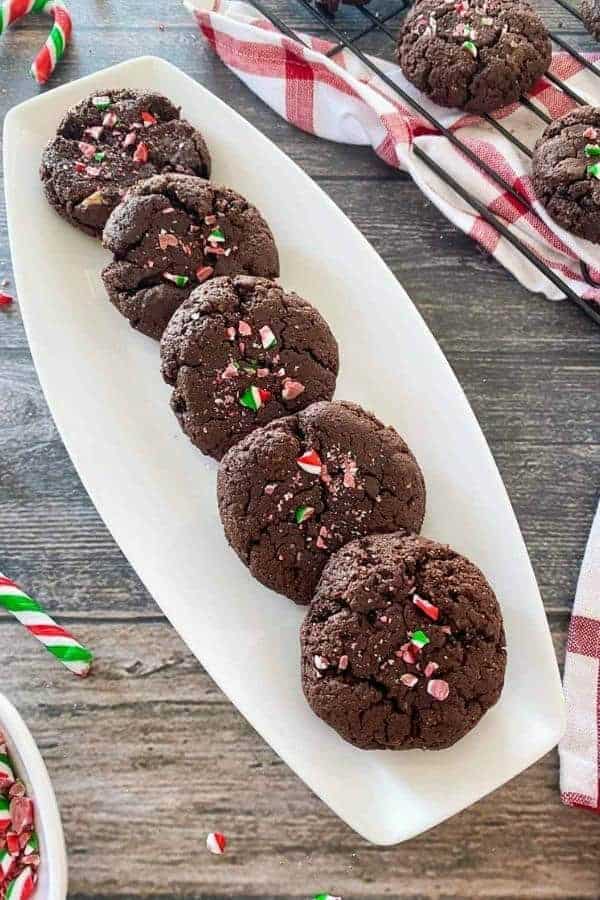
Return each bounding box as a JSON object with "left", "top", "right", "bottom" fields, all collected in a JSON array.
[{"left": 0, "top": 0, "right": 72, "bottom": 85}]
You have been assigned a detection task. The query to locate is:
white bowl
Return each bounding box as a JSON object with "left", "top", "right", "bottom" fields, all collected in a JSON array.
[{"left": 0, "top": 694, "right": 67, "bottom": 899}]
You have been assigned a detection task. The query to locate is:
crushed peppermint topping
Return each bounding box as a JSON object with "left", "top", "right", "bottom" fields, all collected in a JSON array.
[
  {"left": 206, "top": 832, "right": 227, "bottom": 855},
  {"left": 259, "top": 325, "right": 277, "bottom": 349},
  {"left": 281, "top": 378, "right": 305, "bottom": 401},
  {"left": 427, "top": 679, "right": 450, "bottom": 701}
]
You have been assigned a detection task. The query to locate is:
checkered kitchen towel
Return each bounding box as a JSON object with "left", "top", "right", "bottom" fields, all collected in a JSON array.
[
  {"left": 560, "top": 504, "right": 600, "bottom": 813},
  {"left": 185, "top": 0, "right": 600, "bottom": 305}
]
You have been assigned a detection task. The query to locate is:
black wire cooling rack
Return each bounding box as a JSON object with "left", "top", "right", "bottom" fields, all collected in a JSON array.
[{"left": 248, "top": 0, "right": 600, "bottom": 326}]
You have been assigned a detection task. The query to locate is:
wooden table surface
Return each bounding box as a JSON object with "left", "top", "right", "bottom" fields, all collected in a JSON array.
[{"left": 1, "top": 0, "right": 599, "bottom": 896}]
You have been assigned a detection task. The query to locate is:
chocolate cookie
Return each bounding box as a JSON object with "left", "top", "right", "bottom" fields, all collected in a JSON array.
[
  {"left": 301, "top": 533, "right": 506, "bottom": 751},
  {"left": 161, "top": 276, "right": 339, "bottom": 460},
  {"left": 531, "top": 106, "right": 600, "bottom": 243},
  {"left": 40, "top": 89, "right": 211, "bottom": 238},
  {"left": 101, "top": 174, "right": 280, "bottom": 340},
  {"left": 582, "top": 0, "right": 600, "bottom": 40},
  {"left": 396, "top": 0, "right": 551, "bottom": 114},
  {"left": 217, "top": 401, "right": 426, "bottom": 605}
]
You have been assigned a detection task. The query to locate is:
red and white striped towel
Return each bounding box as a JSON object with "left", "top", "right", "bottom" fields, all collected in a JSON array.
[
  {"left": 185, "top": 0, "right": 600, "bottom": 306},
  {"left": 560, "top": 504, "right": 600, "bottom": 814}
]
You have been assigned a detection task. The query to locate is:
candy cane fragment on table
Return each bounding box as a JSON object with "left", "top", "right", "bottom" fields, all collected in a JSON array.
[
  {"left": 0, "top": 0, "right": 72, "bottom": 85},
  {"left": 0, "top": 573, "right": 93, "bottom": 677}
]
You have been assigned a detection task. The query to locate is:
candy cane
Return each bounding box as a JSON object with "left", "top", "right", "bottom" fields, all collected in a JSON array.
[
  {"left": 0, "top": 573, "right": 93, "bottom": 677},
  {"left": 0, "top": 0, "right": 72, "bottom": 85}
]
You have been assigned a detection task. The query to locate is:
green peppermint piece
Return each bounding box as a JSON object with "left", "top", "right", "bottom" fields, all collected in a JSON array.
[
  {"left": 208, "top": 227, "right": 225, "bottom": 243},
  {"left": 588, "top": 162, "right": 600, "bottom": 179},
  {"left": 239, "top": 386, "right": 261, "bottom": 412},
  {"left": 295, "top": 505, "right": 315, "bottom": 524},
  {"left": 163, "top": 273, "right": 190, "bottom": 288},
  {"left": 24, "top": 831, "right": 39, "bottom": 855},
  {"left": 585, "top": 144, "right": 600, "bottom": 158},
  {"left": 94, "top": 151, "right": 106, "bottom": 162},
  {"left": 92, "top": 95, "right": 111, "bottom": 110},
  {"left": 462, "top": 39, "right": 477, "bottom": 58},
  {"left": 410, "top": 629, "right": 430, "bottom": 650}
]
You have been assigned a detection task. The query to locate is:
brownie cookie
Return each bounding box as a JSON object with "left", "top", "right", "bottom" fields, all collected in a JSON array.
[
  {"left": 301, "top": 533, "right": 506, "bottom": 751},
  {"left": 396, "top": 0, "right": 551, "bottom": 114},
  {"left": 217, "top": 401, "right": 426, "bottom": 605},
  {"left": 161, "top": 276, "right": 339, "bottom": 460},
  {"left": 531, "top": 106, "right": 600, "bottom": 243},
  {"left": 101, "top": 174, "right": 280, "bottom": 340},
  {"left": 40, "top": 89, "right": 211, "bottom": 238},
  {"left": 582, "top": 0, "right": 600, "bottom": 40}
]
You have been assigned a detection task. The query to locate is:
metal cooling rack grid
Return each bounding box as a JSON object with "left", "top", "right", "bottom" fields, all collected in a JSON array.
[{"left": 248, "top": 0, "right": 600, "bottom": 326}]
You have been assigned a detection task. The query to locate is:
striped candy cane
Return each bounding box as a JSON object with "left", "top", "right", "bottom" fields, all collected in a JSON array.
[
  {"left": 0, "top": 573, "right": 93, "bottom": 677},
  {"left": 0, "top": 0, "right": 72, "bottom": 85}
]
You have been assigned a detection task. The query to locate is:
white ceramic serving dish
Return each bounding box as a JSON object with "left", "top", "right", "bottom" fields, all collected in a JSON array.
[
  {"left": 0, "top": 694, "right": 67, "bottom": 898},
  {"left": 3, "top": 56, "right": 565, "bottom": 845}
]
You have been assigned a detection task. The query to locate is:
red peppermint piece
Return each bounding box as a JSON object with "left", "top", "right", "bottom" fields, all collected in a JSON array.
[
  {"left": 6, "top": 831, "right": 20, "bottom": 855},
  {"left": 84, "top": 125, "right": 103, "bottom": 140},
  {"left": 8, "top": 782, "right": 25, "bottom": 799},
  {"left": 316, "top": 536, "right": 327, "bottom": 549},
  {"left": 196, "top": 265, "right": 214, "bottom": 284},
  {"left": 296, "top": 449, "right": 322, "bottom": 476},
  {"left": 158, "top": 232, "right": 178, "bottom": 251},
  {"left": 338, "top": 655, "right": 349, "bottom": 671},
  {"left": 424, "top": 661, "right": 439, "bottom": 678},
  {"left": 314, "top": 655, "right": 330, "bottom": 670},
  {"left": 141, "top": 111, "right": 158, "bottom": 127},
  {"left": 133, "top": 142, "right": 149, "bottom": 164},
  {"left": 206, "top": 831, "right": 227, "bottom": 855},
  {"left": 412, "top": 594, "right": 440, "bottom": 621},
  {"left": 74, "top": 162, "right": 86, "bottom": 173},
  {"left": 221, "top": 362, "right": 239, "bottom": 380},
  {"left": 78, "top": 141, "right": 96, "bottom": 159},
  {"left": 236, "top": 320, "right": 251, "bottom": 336},
  {"left": 282, "top": 378, "right": 305, "bottom": 401},
  {"left": 10, "top": 797, "right": 33, "bottom": 835},
  {"left": 225, "top": 326, "right": 236, "bottom": 341},
  {"left": 0, "top": 293, "right": 13, "bottom": 307},
  {"left": 427, "top": 679, "right": 450, "bottom": 701},
  {"left": 258, "top": 389, "right": 272, "bottom": 404},
  {"left": 400, "top": 673, "right": 418, "bottom": 688},
  {"left": 584, "top": 127, "right": 598, "bottom": 140}
]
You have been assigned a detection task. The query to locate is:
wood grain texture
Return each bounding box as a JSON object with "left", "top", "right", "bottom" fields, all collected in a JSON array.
[{"left": 0, "top": 0, "right": 599, "bottom": 896}]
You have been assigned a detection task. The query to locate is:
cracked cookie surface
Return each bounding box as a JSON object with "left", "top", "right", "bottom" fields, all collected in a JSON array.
[
  {"left": 301, "top": 532, "right": 506, "bottom": 750},
  {"left": 396, "top": 0, "right": 551, "bottom": 114},
  {"left": 40, "top": 89, "right": 211, "bottom": 238},
  {"left": 161, "top": 276, "right": 339, "bottom": 460},
  {"left": 217, "top": 401, "right": 426, "bottom": 605},
  {"left": 532, "top": 106, "right": 600, "bottom": 243},
  {"left": 582, "top": 0, "right": 600, "bottom": 40},
  {"left": 101, "top": 173, "right": 280, "bottom": 340}
]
